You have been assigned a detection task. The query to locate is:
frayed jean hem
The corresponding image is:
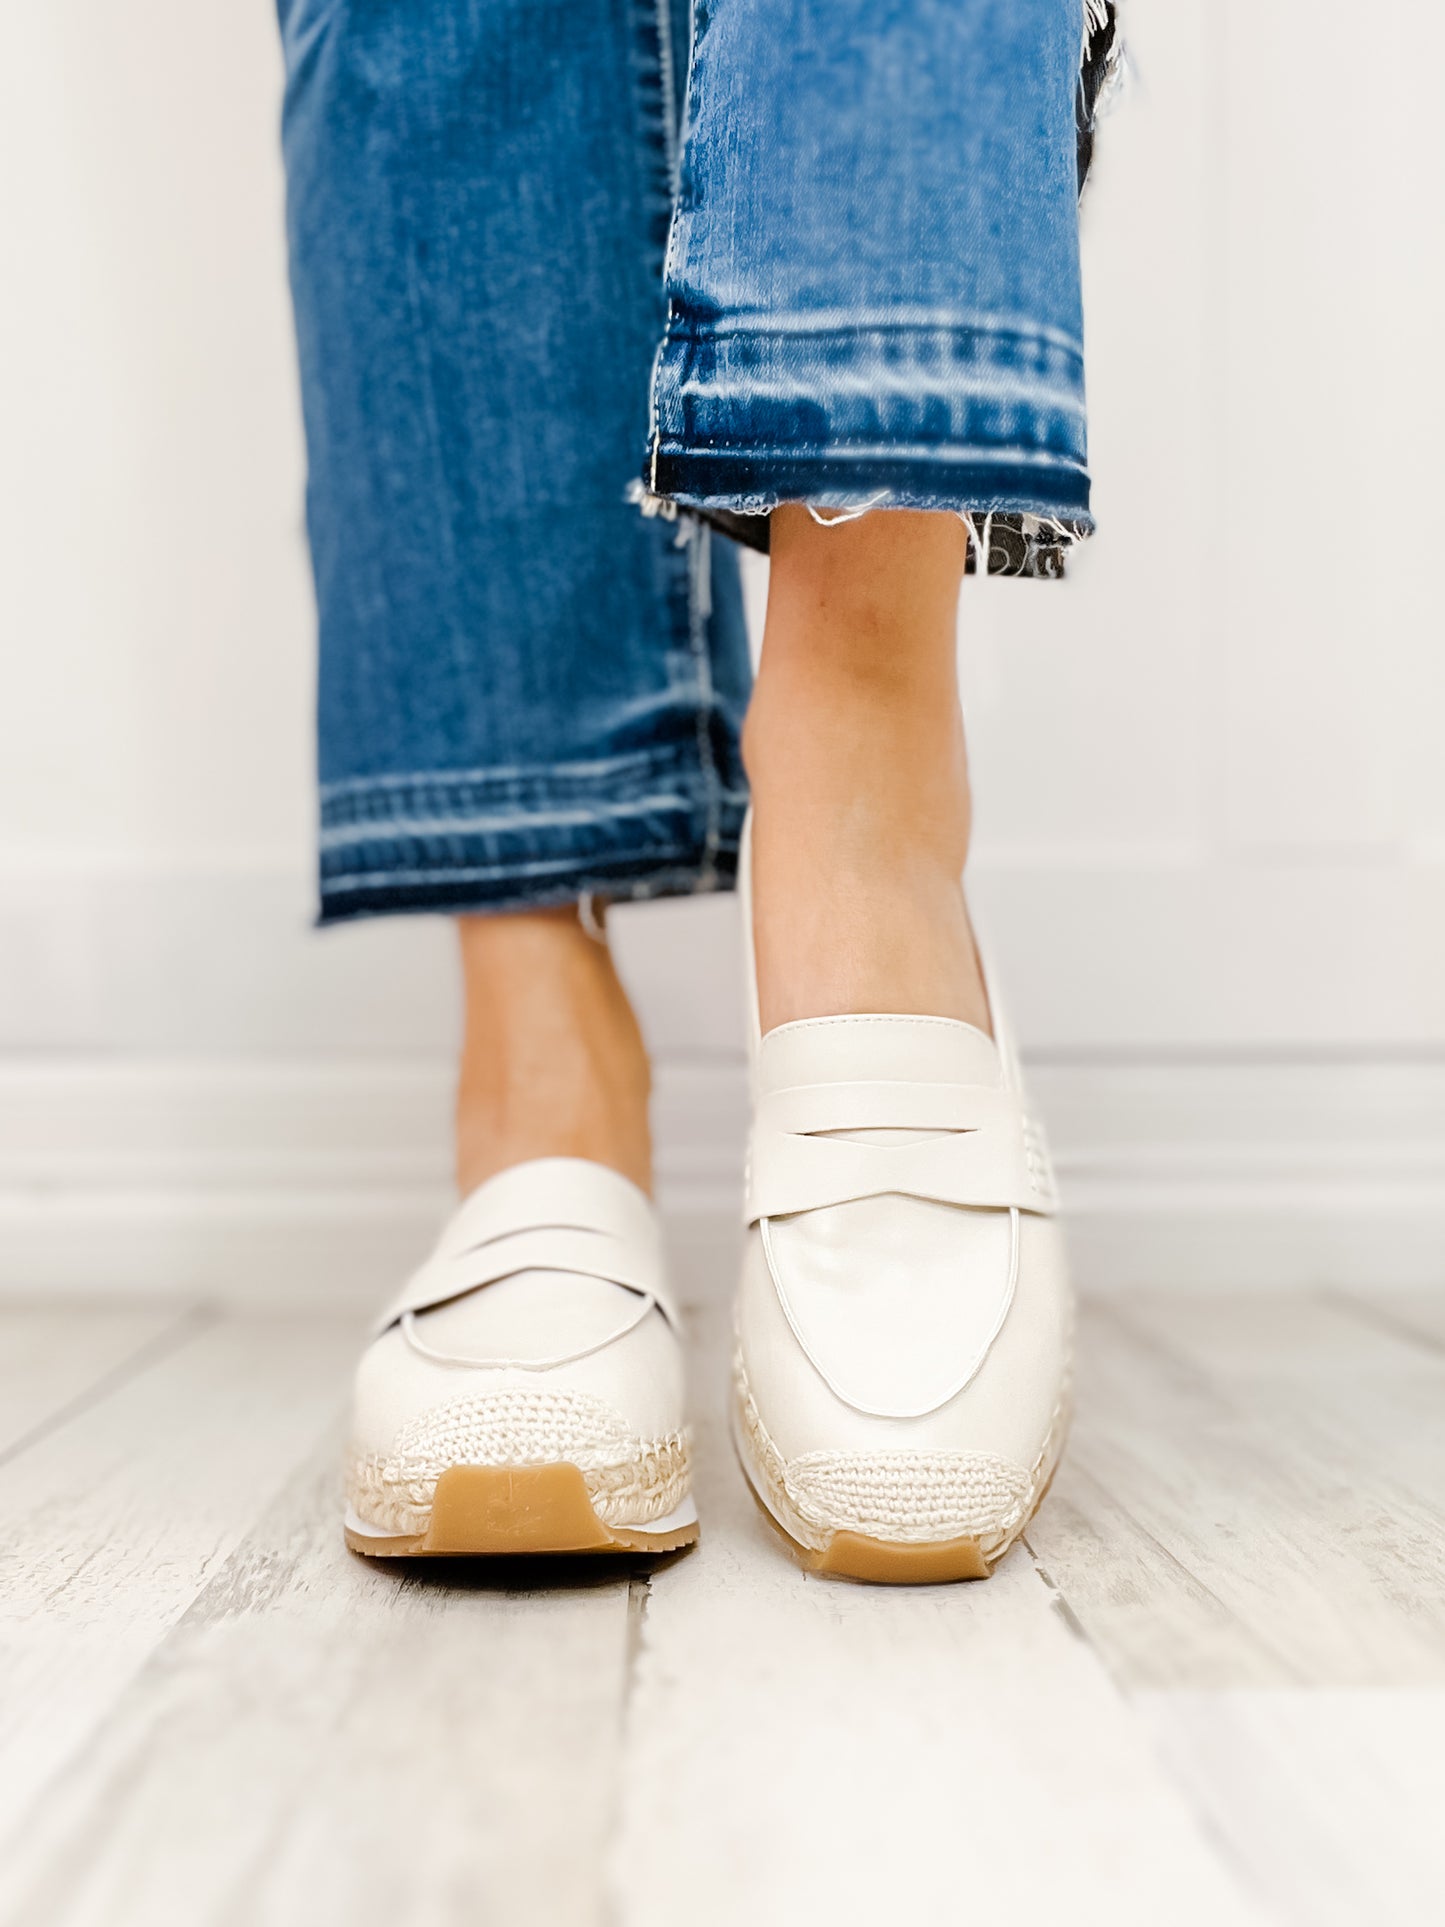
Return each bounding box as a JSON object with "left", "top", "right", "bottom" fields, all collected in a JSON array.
[
  {"left": 316, "top": 751, "right": 747, "bottom": 925},
  {"left": 641, "top": 319, "right": 1093, "bottom": 570}
]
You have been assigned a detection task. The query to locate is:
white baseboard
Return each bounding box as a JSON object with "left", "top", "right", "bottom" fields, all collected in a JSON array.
[{"left": 1, "top": 1055, "right": 1441, "bottom": 1304}]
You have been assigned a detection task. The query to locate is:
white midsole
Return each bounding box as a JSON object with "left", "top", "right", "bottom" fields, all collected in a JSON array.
[{"left": 343, "top": 1492, "right": 699, "bottom": 1542}]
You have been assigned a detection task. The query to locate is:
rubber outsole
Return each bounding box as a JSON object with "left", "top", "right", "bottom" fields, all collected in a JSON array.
[
  {"left": 809, "top": 1529, "right": 990, "bottom": 1582},
  {"left": 343, "top": 1463, "right": 699, "bottom": 1559}
]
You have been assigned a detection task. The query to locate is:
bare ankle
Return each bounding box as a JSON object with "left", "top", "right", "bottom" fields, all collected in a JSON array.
[{"left": 454, "top": 907, "right": 653, "bottom": 1196}]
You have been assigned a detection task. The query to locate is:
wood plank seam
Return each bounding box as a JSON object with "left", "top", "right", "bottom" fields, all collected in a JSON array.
[
  {"left": 0, "top": 1304, "right": 212, "bottom": 1474},
  {"left": 1322, "top": 1288, "right": 1445, "bottom": 1359}
]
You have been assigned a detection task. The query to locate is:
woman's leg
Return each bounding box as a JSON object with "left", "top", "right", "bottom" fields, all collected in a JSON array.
[
  {"left": 276, "top": 0, "right": 752, "bottom": 1191},
  {"left": 644, "top": 0, "right": 1095, "bottom": 1580},
  {"left": 288, "top": 5, "right": 739, "bottom": 1558},
  {"left": 652, "top": 0, "right": 1094, "bottom": 1049},
  {"left": 745, "top": 505, "right": 988, "bottom": 1036}
]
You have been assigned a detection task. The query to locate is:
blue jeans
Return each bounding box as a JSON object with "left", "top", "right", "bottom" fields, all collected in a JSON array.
[{"left": 277, "top": 0, "right": 1096, "bottom": 923}]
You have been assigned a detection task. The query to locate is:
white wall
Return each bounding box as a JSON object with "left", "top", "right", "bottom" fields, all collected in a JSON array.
[{"left": 3, "top": 0, "right": 1443, "bottom": 1298}]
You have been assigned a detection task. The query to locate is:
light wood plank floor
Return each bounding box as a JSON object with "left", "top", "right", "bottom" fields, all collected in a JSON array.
[{"left": 1, "top": 1261, "right": 1442, "bottom": 1927}]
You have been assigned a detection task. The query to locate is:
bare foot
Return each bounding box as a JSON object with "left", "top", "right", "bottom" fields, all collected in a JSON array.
[
  {"left": 745, "top": 505, "right": 990, "bottom": 1037},
  {"left": 454, "top": 905, "right": 653, "bottom": 1196}
]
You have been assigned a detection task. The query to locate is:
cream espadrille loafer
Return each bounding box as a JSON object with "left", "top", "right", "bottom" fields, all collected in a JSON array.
[
  {"left": 344, "top": 1157, "right": 697, "bottom": 1557},
  {"left": 733, "top": 819, "right": 1072, "bottom": 1583}
]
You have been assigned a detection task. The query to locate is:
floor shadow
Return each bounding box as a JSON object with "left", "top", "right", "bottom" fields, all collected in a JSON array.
[{"left": 353, "top": 1542, "right": 696, "bottom": 1597}]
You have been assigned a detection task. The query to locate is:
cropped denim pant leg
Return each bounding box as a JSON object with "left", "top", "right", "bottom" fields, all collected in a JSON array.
[{"left": 277, "top": 0, "right": 1099, "bottom": 923}]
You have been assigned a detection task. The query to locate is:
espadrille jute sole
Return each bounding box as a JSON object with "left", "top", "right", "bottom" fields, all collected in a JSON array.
[
  {"left": 343, "top": 1462, "right": 698, "bottom": 1558},
  {"left": 734, "top": 1411, "right": 1066, "bottom": 1586}
]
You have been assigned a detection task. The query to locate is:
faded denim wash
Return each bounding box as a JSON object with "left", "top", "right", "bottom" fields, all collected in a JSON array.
[{"left": 276, "top": 0, "right": 1096, "bottom": 923}]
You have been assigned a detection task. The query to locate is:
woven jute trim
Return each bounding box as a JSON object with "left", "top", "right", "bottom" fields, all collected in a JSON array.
[
  {"left": 346, "top": 1387, "right": 691, "bottom": 1535},
  {"left": 733, "top": 1347, "right": 1072, "bottom": 1561}
]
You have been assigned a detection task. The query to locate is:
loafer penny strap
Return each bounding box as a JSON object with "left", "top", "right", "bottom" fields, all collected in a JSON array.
[
  {"left": 746, "top": 1077, "right": 1057, "bottom": 1222},
  {"left": 373, "top": 1161, "right": 677, "bottom": 1336}
]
